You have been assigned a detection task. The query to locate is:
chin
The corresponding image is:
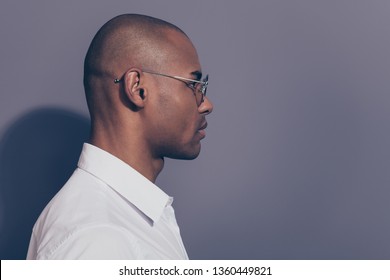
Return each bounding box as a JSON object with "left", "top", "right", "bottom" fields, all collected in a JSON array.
[{"left": 167, "top": 144, "right": 201, "bottom": 160}]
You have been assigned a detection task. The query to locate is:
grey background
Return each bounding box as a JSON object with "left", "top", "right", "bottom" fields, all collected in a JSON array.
[{"left": 1, "top": 0, "right": 389, "bottom": 259}]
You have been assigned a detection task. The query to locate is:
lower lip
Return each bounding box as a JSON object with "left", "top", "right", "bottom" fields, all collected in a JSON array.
[{"left": 198, "top": 129, "right": 206, "bottom": 139}]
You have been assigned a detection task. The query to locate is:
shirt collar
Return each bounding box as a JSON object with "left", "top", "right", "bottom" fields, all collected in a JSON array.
[{"left": 77, "top": 143, "right": 172, "bottom": 224}]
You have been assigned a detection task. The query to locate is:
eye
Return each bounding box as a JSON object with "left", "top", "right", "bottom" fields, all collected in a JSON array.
[{"left": 186, "top": 82, "right": 197, "bottom": 90}]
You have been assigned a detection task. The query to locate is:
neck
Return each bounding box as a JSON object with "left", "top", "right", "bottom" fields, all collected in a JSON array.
[{"left": 89, "top": 124, "right": 164, "bottom": 183}]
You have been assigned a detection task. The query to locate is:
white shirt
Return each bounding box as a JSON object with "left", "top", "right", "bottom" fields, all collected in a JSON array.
[{"left": 27, "top": 143, "right": 188, "bottom": 259}]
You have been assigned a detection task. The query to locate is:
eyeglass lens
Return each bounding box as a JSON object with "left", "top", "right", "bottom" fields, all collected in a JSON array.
[{"left": 196, "top": 75, "right": 208, "bottom": 105}]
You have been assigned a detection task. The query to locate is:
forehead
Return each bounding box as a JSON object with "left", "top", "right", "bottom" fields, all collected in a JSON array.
[{"left": 161, "top": 29, "right": 201, "bottom": 74}]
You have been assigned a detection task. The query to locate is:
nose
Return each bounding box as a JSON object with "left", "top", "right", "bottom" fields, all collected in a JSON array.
[{"left": 198, "top": 96, "right": 213, "bottom": 115}]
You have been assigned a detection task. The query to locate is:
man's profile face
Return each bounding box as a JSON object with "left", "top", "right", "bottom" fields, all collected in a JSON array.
[{"left": 144, "top": 29, "right": 213, "bottom": 160}]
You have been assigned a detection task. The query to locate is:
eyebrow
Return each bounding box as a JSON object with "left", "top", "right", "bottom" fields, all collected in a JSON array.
[{"left": 190, "top": 70, "right": 202, "bottom": 81}]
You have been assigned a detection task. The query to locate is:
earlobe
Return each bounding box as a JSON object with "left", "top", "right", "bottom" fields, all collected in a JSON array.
[{"left": 123, "top": 68, "right": 147, "bottom": 109}]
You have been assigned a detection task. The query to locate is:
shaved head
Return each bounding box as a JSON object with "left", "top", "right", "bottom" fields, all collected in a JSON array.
[{"left": 83, "top": 14, "right": 189, "bottom": 115}]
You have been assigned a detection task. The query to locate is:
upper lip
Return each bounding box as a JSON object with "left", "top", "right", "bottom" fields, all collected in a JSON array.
[{"left": 199, "top": 121, "right": 208, "bottom": 130}]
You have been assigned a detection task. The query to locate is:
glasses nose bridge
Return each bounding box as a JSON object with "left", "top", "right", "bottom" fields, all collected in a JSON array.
[{"left": 201, "top": 75, "right": 209, "bottom": 95}]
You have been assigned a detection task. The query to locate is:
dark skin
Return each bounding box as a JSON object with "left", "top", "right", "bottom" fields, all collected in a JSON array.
[{"left": 84, "top": 15, "right": 213, "bottom": 183}]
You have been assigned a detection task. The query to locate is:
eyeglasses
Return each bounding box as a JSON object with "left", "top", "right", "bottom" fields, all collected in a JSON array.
[{"left": 114, "top": 70, "right": 209, "bottom": 106}]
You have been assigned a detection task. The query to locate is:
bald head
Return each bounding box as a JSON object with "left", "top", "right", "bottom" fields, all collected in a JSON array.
[{"left": 83, "top": 14, "right": 187, "bottom": 100}]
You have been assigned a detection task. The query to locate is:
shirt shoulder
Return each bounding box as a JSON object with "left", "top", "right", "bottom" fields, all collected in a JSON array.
[
  {"left": 37, "top": 224, "right": 141, "bottom": 260},
  {"left": 31, "top": 168, "right": 137, "bottom": 258}
]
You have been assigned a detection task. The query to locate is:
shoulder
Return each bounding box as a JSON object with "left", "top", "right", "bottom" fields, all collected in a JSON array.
[
  {"left": 37, "top": 224, "right": 141, "bottom": 259},
  {"left": 37, "top": 168, "right": 121, "bottom": 228},
  {"left": 32, "top": 168, "right": 137, "bottom": 259}
]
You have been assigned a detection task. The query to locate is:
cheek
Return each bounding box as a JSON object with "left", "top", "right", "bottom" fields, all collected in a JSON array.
[
  {"left": 150, "top": 83, "right": 200, "bottom": 140},
  {"left": 159, "top": 87, "right": 188, "bottom": 114},
  {"left": 147, "top": 94, "right": 201, "bottom": 159},
  {"left": 165, "top": 106, "right": 196, "bottom": 138},
  {"left": 159, "top": 97, "right": 198, "bottom": 140}
]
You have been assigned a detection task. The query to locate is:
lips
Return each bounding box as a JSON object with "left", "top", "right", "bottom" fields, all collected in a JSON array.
[{"left": 197, "top": 121, "right": 208, "bottom": 139}]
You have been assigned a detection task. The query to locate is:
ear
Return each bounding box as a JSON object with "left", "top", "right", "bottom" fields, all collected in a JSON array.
[{"left": 123, "top": 68, "right": 147, "bottom": 109}]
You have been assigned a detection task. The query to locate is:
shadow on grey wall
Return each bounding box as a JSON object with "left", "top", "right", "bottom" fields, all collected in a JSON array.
[{"left": 0, "top": 108, "right": 89, "bottom": 259}]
